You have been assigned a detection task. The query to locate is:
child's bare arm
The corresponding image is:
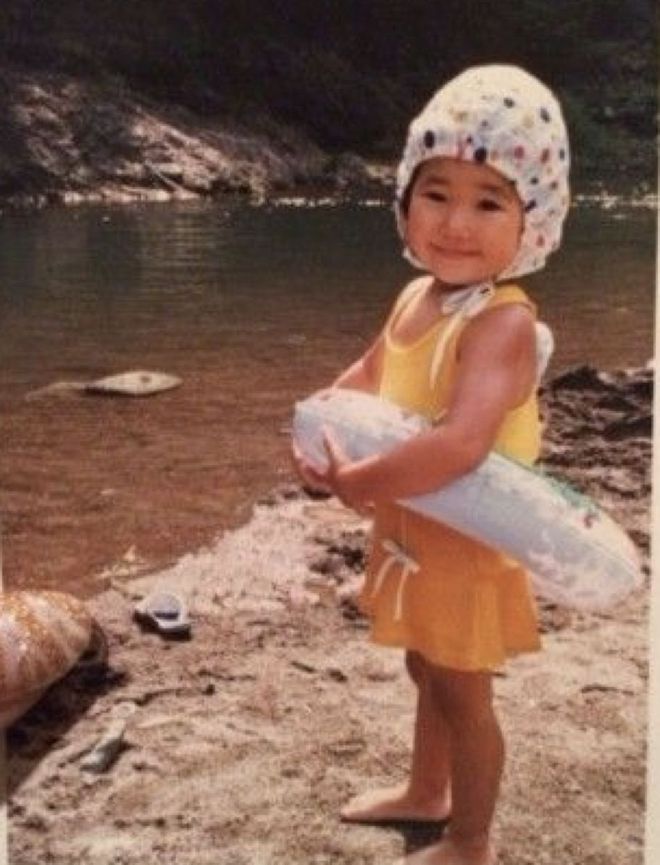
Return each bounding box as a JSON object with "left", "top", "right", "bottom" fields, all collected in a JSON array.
[
  {"left": 318, "top": 304, "right": 536, "bottom": 508},
  {"left": 331, "top": 333, "right": 384, "bottom": 393},
  {"left": 331, "top": 278, "right": 425, "bottom": 392}
]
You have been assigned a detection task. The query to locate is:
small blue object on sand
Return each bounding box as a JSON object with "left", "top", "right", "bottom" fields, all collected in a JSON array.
[{"left": 134, "top": 591, "right": 191, "bottom": 638}]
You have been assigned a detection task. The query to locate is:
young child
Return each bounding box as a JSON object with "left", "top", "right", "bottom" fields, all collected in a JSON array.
[{"left": 294, "top": 65, "right": 570, "bottom": 865}]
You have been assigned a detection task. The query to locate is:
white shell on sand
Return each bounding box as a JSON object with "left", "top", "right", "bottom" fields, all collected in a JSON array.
[
  {"left": 0, "top": 591, "right": 94, "bottom": 729},
  {"left": 85, "top": 370, "right": 182, "bottom": 397}
]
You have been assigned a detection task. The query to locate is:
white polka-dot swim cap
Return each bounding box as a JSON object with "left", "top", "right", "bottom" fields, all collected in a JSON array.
[{"left": 395, "top": 65, "right": 570, "bottom": 280}]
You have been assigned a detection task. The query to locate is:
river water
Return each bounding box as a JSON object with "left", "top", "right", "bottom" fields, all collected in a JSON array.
[
  {"left": 0, "top": 195, "right": 656, "bottom": 392},
  {"left": 0, "top": 195, "right": 656, "bottom": 577}
]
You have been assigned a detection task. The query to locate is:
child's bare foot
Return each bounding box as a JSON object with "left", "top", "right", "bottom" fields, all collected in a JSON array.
[
  {"left": 340, "top": 783, "right": 451, "bottom": 824},
  {"left": 397, "top": 834, "right": 496, "bottom": 865}
]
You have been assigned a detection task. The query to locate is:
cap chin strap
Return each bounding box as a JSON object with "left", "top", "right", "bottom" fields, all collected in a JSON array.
[{"left": 402, "top": 244, "right": 426, "bottom": 270}]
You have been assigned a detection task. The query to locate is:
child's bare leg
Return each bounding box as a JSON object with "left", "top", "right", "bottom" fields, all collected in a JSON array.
[
  {"left": 402, "top": 664, "right": 500, "bottom": 865},
  {"left": 341, "top": 651, "right": 452, "bottom": 823}
]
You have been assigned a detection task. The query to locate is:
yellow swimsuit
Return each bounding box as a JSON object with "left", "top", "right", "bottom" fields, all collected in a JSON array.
[{"left": 359, "top": 281, "right": 542, "bottom": 671}]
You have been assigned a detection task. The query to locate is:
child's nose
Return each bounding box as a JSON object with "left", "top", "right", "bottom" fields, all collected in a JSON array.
[{"left": 442, "top": 205, "right": 472, "bottom": 237}]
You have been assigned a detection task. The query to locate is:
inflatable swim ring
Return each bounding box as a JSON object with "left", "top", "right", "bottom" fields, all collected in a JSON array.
[{"left": 293, "top": 389, "right": 643, "bottom": 612}]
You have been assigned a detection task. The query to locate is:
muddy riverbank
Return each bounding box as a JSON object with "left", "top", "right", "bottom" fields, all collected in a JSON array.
[{"left": 5, "top": 363, "right": 653, "bottom": 864}]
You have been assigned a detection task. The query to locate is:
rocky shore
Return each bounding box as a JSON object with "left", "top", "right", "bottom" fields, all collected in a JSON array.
[
  {"left": 0, "top": 64, "right": 385, "bottom": 209},
  {"left": 2, "top": 62, "right": 656, "bottom": 212},
  {"left": 4, "top": 363, "right": 653, "bottom": 865}
]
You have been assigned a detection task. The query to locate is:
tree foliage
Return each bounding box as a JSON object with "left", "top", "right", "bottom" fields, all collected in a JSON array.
[{"left": 0, "top": 0, "right": 656, "bottom": 174}]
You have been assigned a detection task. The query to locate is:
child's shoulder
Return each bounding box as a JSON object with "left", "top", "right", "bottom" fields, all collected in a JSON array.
[{"left": 490, "top": 282, "right": 536, "bottom": 314}]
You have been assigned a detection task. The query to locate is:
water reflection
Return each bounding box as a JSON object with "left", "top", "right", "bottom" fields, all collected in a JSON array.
[
  {"left": 0, "top": 197, "right": 655, "bottom": 384},
  {"left": 0, "top": 196, "right": 655, "bottom": 593}
]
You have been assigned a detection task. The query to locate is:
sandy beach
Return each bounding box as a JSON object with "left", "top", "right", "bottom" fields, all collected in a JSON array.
[{"left": 4, "top": 363, "right": 653, "bottom": 865}]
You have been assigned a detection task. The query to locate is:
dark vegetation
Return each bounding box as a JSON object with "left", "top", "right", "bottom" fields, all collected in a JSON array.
[{"left": 0, "top": 0, "right": 656, "bottom": 183}]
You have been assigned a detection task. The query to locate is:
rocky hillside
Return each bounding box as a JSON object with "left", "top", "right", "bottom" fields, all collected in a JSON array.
[
  {"left": 0, "top": 64, "right": 381, "bottom": 206},
  {"left": 0, "top": 0, "right": 656, "bottom": 205}
]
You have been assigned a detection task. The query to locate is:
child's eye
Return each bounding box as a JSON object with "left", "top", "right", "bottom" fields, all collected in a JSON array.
[
  {"left": 479, "top": 199, "right": 504, "bottom": 212},
  {"left": 423, "top": 191, "right": 447, "bottom": 202}
]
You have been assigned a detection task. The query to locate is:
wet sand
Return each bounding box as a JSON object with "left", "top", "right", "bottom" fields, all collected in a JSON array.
[{"left": 4, "top": 364, "right": 653, "bottom": 864}]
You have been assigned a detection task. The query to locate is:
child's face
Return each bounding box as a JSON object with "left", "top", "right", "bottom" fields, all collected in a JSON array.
[{"left": 404, "top": 157, "right": 523, "bottom": 286}]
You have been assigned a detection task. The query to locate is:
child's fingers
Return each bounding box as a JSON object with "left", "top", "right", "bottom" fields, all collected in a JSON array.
[
  {"left": 290, "top": 440, "right": 308, "bottom": 470},
  {"left": 321, "top": 427, "right": 348, "bottom": 467},
  {"left": 291, "top": 440, "right": 317, "bottom": 473},
  {"left": 298, "top": 463, "right": 331, "bottom": 494},
  {"left": 291, "top": 440, "right": 332, "bottom": 493}
]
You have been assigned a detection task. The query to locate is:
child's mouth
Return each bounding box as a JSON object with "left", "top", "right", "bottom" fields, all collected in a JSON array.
[{"left": 434, "top": 247, "right": 479, "bottom": 259}]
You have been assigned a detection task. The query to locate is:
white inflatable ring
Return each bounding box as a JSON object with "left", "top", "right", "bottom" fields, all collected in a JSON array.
[{"left": 293, "top": 389, "right": 643, "bottom": 612}]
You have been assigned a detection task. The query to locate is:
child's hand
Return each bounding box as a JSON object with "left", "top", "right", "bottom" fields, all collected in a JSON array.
[
  {"left": 318, "top": 429, "right": 374, "bottom": 516},
  {"left": 290, "top": 388, "right": 341, "bottom": 495},
  {"left": 291, "top": 440, "right": 331, "bottom": 495},
  {"left": 291, "top": 431, "right": 373, "bottom": 516}
]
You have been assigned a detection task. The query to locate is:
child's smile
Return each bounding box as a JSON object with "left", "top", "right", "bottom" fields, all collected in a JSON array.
[{"left": 404, "top": 157, "right": 523, "bottom": 287}]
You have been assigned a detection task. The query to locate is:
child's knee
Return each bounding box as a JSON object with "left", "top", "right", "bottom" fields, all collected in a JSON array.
[
  {"left": 444, "top": 701, "right": 500, "bottom": 737},
  {"left": 428, "top": 667, "right": 497, "bottom": 728}
]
